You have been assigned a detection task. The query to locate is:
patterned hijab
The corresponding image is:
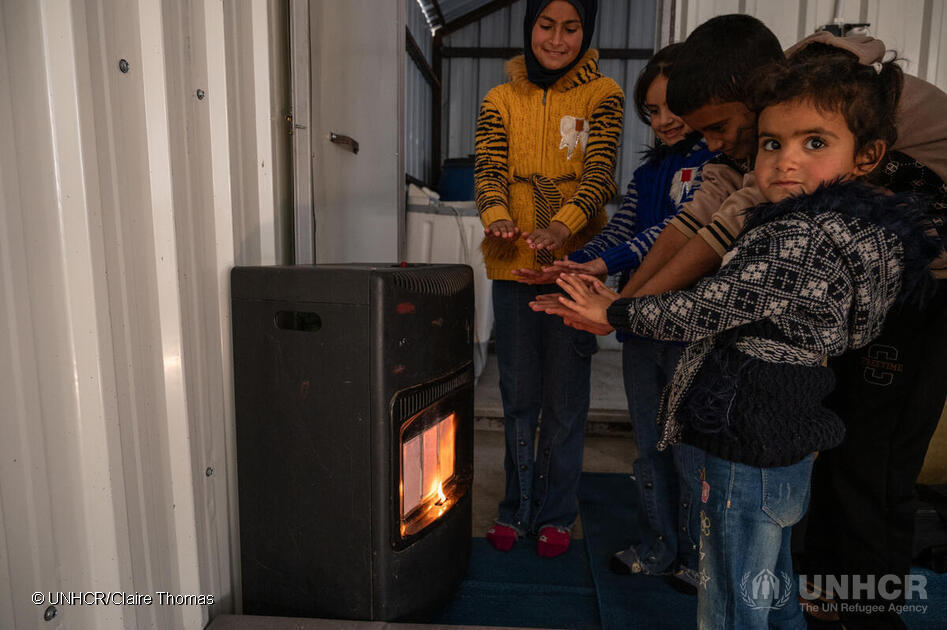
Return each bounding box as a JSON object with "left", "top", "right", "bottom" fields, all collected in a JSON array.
[{"left": 523, "top": 0, "right": 597, "bottom": 88}]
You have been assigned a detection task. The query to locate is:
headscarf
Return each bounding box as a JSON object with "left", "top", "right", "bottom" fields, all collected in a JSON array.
[{"left": 523, "top": 0, "right": 597, "bottom": 88}]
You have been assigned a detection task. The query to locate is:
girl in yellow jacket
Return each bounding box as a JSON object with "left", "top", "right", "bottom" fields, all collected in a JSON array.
[{"left": 475, "top": 0, "right": 623, "bottom": 558}]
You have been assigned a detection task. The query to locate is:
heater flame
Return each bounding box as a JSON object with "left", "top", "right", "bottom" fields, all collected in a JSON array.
[{"left": 400, "top": 412, "right": 458, "bottom": 537}]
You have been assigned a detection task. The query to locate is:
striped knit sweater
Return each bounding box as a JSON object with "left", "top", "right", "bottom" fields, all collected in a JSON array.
[{"left": 475, "top": 49, "right": 624, "bottom": 280}]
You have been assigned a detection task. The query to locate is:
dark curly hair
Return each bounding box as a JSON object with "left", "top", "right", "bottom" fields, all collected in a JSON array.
[
  {"left": 632, "top": 43, "right": 684, "bottom": 125},
  {"left": 666, "top": 15, "right": 784, "bottom": 116},
  {"left": 748, "top": 43, "right": 903, "bottom": 154}
]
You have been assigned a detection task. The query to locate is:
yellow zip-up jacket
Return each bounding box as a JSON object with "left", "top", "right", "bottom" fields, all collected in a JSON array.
[{"left": 475, "top": 50, "right": 624, "bottom": 280}]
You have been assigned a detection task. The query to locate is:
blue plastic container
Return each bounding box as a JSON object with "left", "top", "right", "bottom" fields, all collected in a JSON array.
[{"left": 439, "top": 157, "right": 475, "bottom": 201}]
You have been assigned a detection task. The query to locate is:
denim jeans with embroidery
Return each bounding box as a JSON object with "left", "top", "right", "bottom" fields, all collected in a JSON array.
[
  {"left": 492, "top": 280, "right": 596, "bottom": 534},
  {"left": 617, "top": 335, "right": 703, "bottom": 573},
  {"left": 697, "top": 452, "right": 814, "bottom": 630}
]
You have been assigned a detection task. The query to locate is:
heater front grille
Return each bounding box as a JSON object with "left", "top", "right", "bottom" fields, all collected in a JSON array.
[{"left": 395, "top": 368, "right": 473, "bottom": 421}]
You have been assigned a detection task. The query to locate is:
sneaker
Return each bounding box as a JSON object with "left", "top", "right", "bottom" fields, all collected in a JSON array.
[
  {"left": 485, "top": 523, "right": 518, "bottom": 552},
  {"left": 536, "top": 526, "right": 570, "bottom": 558},
  {"left": 666, "top": 566, "right": 699, "bottom": 596},
  {"left": 610, "top": 547, "right": 673, "bottom": 576}
]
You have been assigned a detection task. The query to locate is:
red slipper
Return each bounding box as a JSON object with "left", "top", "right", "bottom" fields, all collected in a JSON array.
[
  {"left": 537, "top": 526, "right": 570, "bottom": 558},
  {"left": 486, "top": 523, "right": 518, "bottom": 551}
]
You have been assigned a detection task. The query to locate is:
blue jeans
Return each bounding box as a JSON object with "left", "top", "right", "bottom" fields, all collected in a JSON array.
[
  {"left": 492, "top": 280, "right": 597, "bottom": 534},
  {"left": 620, "top": 336, "right": 703, "bottom": 572},
  {"left": 698, "top": 453, "right": 814, "bottom": 630}
]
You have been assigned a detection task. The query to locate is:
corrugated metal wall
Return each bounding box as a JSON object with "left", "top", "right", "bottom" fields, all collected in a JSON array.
[
  {"left": 441, "top": 0, "right": 658, "bottom": 201},
  {"left": 0, "top": 0, "right": 290, "bottom": 628},
  {"left": 673, "top": 0, "right": 947, "bottom": 90},
  {"left": 407, "top": 0, "right": 435, "bottom": 184}
]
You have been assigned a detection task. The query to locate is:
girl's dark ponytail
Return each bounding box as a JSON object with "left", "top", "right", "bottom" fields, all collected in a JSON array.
[{"left": 873, "top": 57, "right": 904, "bottom": 148}]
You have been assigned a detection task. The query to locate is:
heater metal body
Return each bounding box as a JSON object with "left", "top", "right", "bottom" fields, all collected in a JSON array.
[{"left": 231, "top": 264, "right": 474, "bottom": 621}]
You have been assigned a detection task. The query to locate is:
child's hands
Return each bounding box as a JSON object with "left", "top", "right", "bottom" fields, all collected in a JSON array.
[
  {"left": 551, "top": 257, "right": 607, "bottom": 276},
  {"left": 529, "top": 288, "right": 616, "bottom": 335},
  {"left": 524, "top": 221, "right": 570, "bottom": 251},
  {"left": 515, "top": 257, "right": 607, "bottom": 286},
  {"left": 553, "top": 273, "right": 619, "bottom": 328},
  {"left": 511, "top": 267, "right": 562, "bottom": 284},
  {"left": 485, "top": 220, "right": 520, "bottom": 240}
]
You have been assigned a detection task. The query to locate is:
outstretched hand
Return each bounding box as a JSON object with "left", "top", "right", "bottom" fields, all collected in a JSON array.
[
  {"left": 523, "top": 221, "right": 570, "bottom": 251},
  {"left": 550, "top": 257, "right": 608, "bottom": 277},
  {"left": 529, "top": 287, "right": 616, "bottom": 335},
  {"left": 485, "top": 219, "right": 520, "bottom": 240},
  {"left": 553, "top": 273, "right": 619, "bottom": 328},
  {"left": 511, "top": 255, "right": 607, "bottom": 286},
  {"left": 511, "top": 267, "right": 562, "bottom": 285}
]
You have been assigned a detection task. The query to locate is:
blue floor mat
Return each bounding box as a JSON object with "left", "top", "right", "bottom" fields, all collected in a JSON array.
[
  {"left": 433, "top": 537, "right": 601, "bottom": 629},
  {"left": 436, "top": 473, "right": 947, "bottom": 629},
  {"left": 578, "top": 472, "right": 697, "bottom": 630}
]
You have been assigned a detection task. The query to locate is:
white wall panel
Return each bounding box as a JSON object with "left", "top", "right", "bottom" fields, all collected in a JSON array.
[
  {"left": 675, "top": 0, "right": 947, "bottom": 90},
  {"left": 866, "top": 0, "right": 926, "bottom": 76},
  {"left": 0, "top": 0, "right": 289, "bottom": 627}
]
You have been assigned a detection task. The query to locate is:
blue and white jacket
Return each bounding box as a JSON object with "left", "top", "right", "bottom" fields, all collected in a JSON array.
[
  {"left": 568, "top": 132, "right": 715, "bottom": 340},
  {"left": 569, "top": 133, "right": 715, "bottom": 274}
]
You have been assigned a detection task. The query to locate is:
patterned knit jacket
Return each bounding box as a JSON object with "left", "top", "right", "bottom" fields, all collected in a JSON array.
[
  {"left": 475, "top": 49, "right": 624, "bottom": 280},
  {"left": 605, "top": 182, "right": 940, "bottom": 468}
]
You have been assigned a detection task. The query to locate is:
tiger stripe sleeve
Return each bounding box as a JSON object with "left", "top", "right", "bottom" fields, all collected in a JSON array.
[
  {"left": 553, "top": 91, "right": 624, "bottom": 235},
  {"left": 474, "top": 97, "right": 512, "bottom": 228}
]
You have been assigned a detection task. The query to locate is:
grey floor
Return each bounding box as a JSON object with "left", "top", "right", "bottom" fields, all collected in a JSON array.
[{"left": 472, "top": 349, "right": 637, "bottom": 539}]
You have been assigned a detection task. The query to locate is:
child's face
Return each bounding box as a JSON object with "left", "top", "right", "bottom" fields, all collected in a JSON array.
[
  {"left": 531, "top": 1, "right": 583, "bottom": 71},
  {"left": 681, "top": 101, "right": 757, "bottom": 160},
  {"left": 645, "top": 74, "right": 691, "bottom": 146},
  {"left": 755, "top": 99, "right": 871, "bottom": 203}
]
